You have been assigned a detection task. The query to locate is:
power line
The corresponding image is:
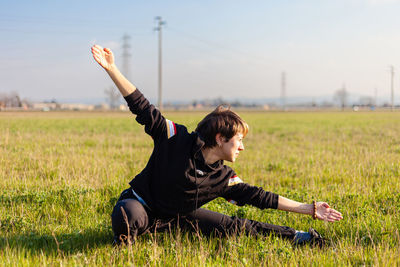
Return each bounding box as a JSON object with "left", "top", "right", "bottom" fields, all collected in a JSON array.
[
  {"left": 168, "top": 26, "right": 274, "bottom": 68},
  {"left": 0, "top": 13, "right": 150, "bottom": 29},
  {"left": 0, "top": 27, "right": 81, "bottom": 35},
  {"left": 0, "top": 14, "right": 152, "bottom": 36}
]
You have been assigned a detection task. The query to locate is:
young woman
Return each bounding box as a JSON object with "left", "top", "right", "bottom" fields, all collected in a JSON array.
[{"left": 91, "top": 45, "right": 343, "bottom": 246}]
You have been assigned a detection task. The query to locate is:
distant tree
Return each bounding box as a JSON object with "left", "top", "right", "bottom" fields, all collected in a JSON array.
[
  {"left": 334, "top": 85, "right": 348, "bottom": 111},
  {"left": 0, "top": 93, "right": 5, "bottom": 109},
  {"left": 0, "top": 91, "right": 22, "bottom": 107}
]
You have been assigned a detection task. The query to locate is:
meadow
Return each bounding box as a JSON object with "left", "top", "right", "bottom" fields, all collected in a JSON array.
[{"left": 0, "top": 110, "right": 399, "bottom": 266}]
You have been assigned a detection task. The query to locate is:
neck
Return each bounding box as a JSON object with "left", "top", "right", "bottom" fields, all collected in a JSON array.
[{"left": 201, "top": 147, "right": 221, "bottom": 165}]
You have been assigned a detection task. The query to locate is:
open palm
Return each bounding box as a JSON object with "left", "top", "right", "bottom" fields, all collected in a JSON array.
[
  {"left": 91, "top": 45, "right": 114, "bottom": 70},
  {"left": 316, "top": 202, "right": 343, "bottom": 222}
]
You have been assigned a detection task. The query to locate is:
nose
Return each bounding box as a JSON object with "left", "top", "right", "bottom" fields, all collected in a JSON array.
[{"left": 239, "top": 141, "right": 244, "bottom": 151}]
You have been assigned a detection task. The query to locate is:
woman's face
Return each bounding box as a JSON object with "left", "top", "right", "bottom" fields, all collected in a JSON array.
[{"left": 220, "top": 133, "right": 245, "bottom": 162}]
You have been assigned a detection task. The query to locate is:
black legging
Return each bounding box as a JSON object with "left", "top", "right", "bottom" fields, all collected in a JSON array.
[{"left": 111, "top": 189, "right": 296, "bottom": 243}]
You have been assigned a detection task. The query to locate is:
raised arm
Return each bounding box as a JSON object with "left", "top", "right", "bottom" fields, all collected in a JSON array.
[
  {"left": 278, "top": 196, "right": 343, "bottom": 222},
  {"left": 91, "top": 44, "right": 174, "bottom": 141},
  {"left": 91, "top": 45, "right": 136, "bottom": 97}
]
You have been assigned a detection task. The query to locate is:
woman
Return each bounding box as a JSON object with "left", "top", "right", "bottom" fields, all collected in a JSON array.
[{"left": 91, "top": 45, "right": 343, "bottom": 246}]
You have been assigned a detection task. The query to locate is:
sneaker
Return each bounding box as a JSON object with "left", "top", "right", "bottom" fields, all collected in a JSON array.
[
  {"left": 308, "top": 227, "right": 326, "bottom": 248},
  {"left": 293, "top": 228, "right": 327, "bottom": 248}
]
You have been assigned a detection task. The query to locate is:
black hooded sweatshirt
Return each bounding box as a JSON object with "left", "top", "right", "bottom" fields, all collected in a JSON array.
[{"left": 124, "top": 89, "right": 279, "bottom": 218}]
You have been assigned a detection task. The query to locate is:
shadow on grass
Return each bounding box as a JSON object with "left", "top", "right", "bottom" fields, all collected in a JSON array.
[{"left": 0, "top": 227, "right": 113, "bottom": 255}]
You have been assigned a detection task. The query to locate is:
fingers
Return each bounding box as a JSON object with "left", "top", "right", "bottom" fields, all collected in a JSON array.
[
  {"left": 324, "top": 208, "right": 343, "bottom": 222},
  {"left": 91, "top": 46, "right": 102, "bottom": 58},
  {"left": 91, "top": 45, "right": 112, "bottom": 56},
  {"left": 330, "top": 208, "right": 343, "bottom": 219},
  {"left": 317, "top": 202, "right": 343, "bottom": 222},
  {"left": 91, "top": 45, "right": 107, "bottom": 68},
  {"left": 91, "top": 50, "right": 103, "bottom": 64},
  {"left": 91, "top": 45, "right": 105, "bottom": 57},
  {"left": 91, "top": 44, "right": 103, "bottom": 53},
  {"left": 92, "top": 44, "right": 103, "bottom": 50},
  {"left": 328, "top": 213, "right": 342, "bottom": 221}
]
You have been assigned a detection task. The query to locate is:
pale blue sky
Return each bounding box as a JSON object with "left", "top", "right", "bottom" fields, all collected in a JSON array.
[{"left": 1, "top": 0, "right": 400, "bottom": 103}]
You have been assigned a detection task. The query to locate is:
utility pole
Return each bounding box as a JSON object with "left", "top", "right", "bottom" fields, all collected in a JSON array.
[
  {"left": 281, "top": 71, "right": 286, "bottom": 111},
  {"left": 390, "top": 65, "right": 394, "bottom": 111},
  {"left": 155, "top": 16, "right": 166, "bottom": 111},
  {"left": 341, "top": 83, "right": 347, "bottom": 111},
  {"left": 122, "top": 34, "right": 132, "bottom": 81},
  {"left": 334, "top": 83, "right": 347, "bottom": 111}
]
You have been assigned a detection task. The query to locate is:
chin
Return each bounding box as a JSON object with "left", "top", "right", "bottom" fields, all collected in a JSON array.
[
  {"left": 225, "top": 154, "right": 238, "bottom": 162},
  {"left": 225, "top": 157, "right": 234, "bottom": 163}
]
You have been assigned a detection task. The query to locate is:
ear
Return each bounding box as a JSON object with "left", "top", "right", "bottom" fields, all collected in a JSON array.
[{"left": 215, "top": 133, "right": 224, "bottom": 146}]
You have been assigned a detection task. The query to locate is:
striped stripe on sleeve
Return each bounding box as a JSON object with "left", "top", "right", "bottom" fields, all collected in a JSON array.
[
  {"left": 166, "top": 119, "right": 177, "bottom": 139},
  {"left": 228, "top": 175, "right": 243, "bottom": 186}
]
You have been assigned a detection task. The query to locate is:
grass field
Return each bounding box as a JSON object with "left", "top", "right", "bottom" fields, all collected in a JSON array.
[{"left": 1, "top": 111, "right": 399, "bottom": 266}]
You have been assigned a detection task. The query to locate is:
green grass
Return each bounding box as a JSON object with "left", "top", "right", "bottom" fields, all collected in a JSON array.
[{"left": 1, "top": 111, "right": 399, "bottom": 266}]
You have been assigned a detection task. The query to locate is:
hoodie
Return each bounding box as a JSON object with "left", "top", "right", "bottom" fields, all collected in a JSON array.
[{"left": 124, "top": 89, "right": 279, "bottom": 217}]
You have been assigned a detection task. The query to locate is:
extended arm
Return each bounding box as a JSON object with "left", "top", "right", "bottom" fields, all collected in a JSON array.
[
  {"left": 91, "top": 44, "right": 169, "bottom": 140},
  {"left": 278, "top": 196, "right": 343, "bottom": 222},
  {"left": 223, "top": 175, "right": 343, "bottom": 223},
  {"left": 91, "top": 45, "right": 136, "bottom": 97}
]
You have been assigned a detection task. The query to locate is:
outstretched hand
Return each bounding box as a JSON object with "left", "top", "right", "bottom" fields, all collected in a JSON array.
[
  {"left": 91, "top": 45, "right": 114, "bottom": 71},
  {"left": 316, "top": 202, "right": 343, "bottom": 222}
]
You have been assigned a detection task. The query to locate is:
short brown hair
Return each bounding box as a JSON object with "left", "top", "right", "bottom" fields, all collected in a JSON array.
[{"left": 195, "top": 105, "right": 249, "bottom": 148}]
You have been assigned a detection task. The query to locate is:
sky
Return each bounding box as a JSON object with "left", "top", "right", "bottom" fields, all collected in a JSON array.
[{"left": 1, "top": 0, "right": 400, "bottom": 104}]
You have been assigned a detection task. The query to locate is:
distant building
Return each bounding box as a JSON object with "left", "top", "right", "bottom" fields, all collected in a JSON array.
[
  {"left": 59, "top": 103, "right": 95, "bottom": 111},
  {"left": 32, "top": 102, "right": 57, "bottom": 111},
  {"left": 95, "top": 103, "right": 110, "bottom": 110},
  {"left": 118, "top": 104, "right": 128, "bottom": 111}
]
